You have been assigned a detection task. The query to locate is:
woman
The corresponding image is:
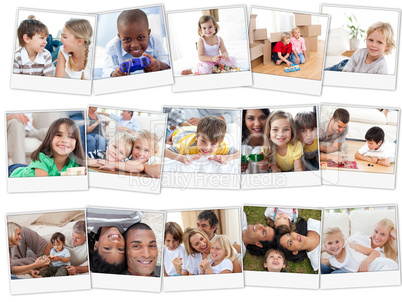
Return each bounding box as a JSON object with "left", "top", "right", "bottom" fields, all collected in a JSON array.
[
  {"left": 7, "top": 222, "right": 51, "bottom": 278},
  {"left": 86, "top": 107, "right": 108, "bottom": 154},
  {"left": 172, "top": 228, "right": 242, "bottom": 275}
]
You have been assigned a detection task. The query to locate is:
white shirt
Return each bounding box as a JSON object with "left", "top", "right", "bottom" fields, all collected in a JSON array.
[
  {"left": 163, "top": 244, "right": 187, "bottom": 276},
  {"left": 358, "top": 140, "right": 396, "bottom": 162},
  {"left": 306, "top": 218, "right": 321, "bottom": 272}
]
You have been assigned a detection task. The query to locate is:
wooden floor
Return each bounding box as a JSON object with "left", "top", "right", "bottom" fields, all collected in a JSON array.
[{"left": 252, "top": 40, "right": 325, "bottom": 81}]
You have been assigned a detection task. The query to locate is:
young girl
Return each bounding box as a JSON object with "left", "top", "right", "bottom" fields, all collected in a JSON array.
[
  {"left": 265, "top": 207, "right": 298, "bottom": 230},
  {"left": 9, "top": 118, "right": 85, "bottom": 177},
  {"left": 181, "top": 15, "right": 237, "bottom": 75},
  {"left": 163, "top": 222, "right": 187, "bottom": 276},
  {"left": 260, "top": 110, "right": 303, "bottom": 172},
  {"left": 56, "top": 18, "right": 93, "bottom": 80},
  {"left": 289, "top": 27, "right": 307, "bottom": 65},
  {"left": 199, "top": 235, "right": 235, "bottom": 274},
  {"left": 326, "top": 22, "right": 395, "bottom": 74}
]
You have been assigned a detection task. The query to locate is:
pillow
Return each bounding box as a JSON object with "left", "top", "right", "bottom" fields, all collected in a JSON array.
[
  {"left": 322, "top": 212, "right": 350, "bottom": 239},
  {"left": 348, "top": 108, "right": 387, "bottom": 125},
  {"left": 33, "top": 211, "right": 85, "bottom": 227},
  {"left": 349, "top": 209, "right": 396, "bottom": 236},
  {"left": 386, "top": 110, "right": 398, "bottom": 126}
]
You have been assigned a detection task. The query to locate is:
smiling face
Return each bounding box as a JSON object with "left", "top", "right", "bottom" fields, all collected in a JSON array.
[
  {"left": 118, "top": 20, "right": 150, "bottom": 58},
  {"left": 51, "top": 123, "right": 76, "bottom": 158},
  {"left": 52, "top": 238, "right": 64, "bottom": 253},
  {"left": 331, "top": 119, "right": 348, "bottom": 135},
  {"left": 106, "top": 139, "right": 130, "bottom": 162},
  {"left": 366, "top": 29, "right": 388, "bottom": 60},
  {"left": 280, "top": 232, "right": 306, "bottom": 252},
  {"left": 324, "top": 234, "right": 344, "bottom": 256},
  {"left": 189, "top": 233, "right": 211, "bottom": 254},
  {"left": 125, "top": 229, "right": 158, "bottom": 276},
  {"left": 245, "top": 109, "right": 268, "bottom": 137},
  {"left": 300, "top": 127, "right": 317, "bottom": 146},
  {"left": 197, "top": 219, "right": 216, "bottom": 240},
  {"left": 372, "top": 223, "right": 391, "bottom": 248},
  {"left": 244, "top": 224, "right": 274, "bottom": 245},
  {"left": 196, "top": 134, "right": 220, "bottom": 155},
  {"left": 25, "top": 33, "right": 48, "bottom": 54},
  {"left": 72, "top": 231, "right": 86, "bottom": 247},
  {"left": 292, "top": 30, "right": 300, "bottom": 39},
  {"left": 264, "top": 251, "right": 286, "bottom": 272},
  {"left": 283, "top": 37, "right": 291, "bottom": 45},
  {"left": 94, "top": 226, "right": 125, "bottom": 265},
  {"left": 121, "top": 110, "right": 132, "bottom": 121},
  {"left": 165, "top": 233, "right": 180, "bottom": 251},
  {"left": 11, "top": 228, "right": 22, "bottom": 246},
  {"left": 210, "top": 241, "right": 227, "bottom": 263},
  {"left": 270, "top": 117, "right": 292, "bottom": 148},
  {"left": 367, "top": 139, "right": 382, "bottom": 150},
  {"left": 132, "top": 139, "right": 154, "bottom": 163},
  {"left": 60, "top": 27, "right": 81, "bottom": 53},
  {"left": 200, "top": 19, "right": 216, "bottom": 37}
]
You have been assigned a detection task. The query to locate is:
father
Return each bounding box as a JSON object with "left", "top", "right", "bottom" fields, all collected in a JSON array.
[
  {"left": 319, "top": 108, "right": 350, "bottom": 164},
  {"left": 97, "top": 110, "right": 141, "bottom": 135},
  {"left": 63, "top": 220, "right": 89, "bottom": 275},
  {"left": 124, "top": 223, "right": 160, "bottom": 277}
]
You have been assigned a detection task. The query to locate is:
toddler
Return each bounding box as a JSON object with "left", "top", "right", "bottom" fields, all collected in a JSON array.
[
  {"left": 199, "top": 235, "right": 235, "bottom": 274},
  {"left": 355, "top": 126, "right": 395, "bottom": 167},
  {"left": 181, "top": 15, "right": 237, "bottom": 75},
  {"left": 264, "top": 249, "right": 287, "bottom": 272},
  {"left": 9, "top": 118, "right": 85, "bottom": 177},
  {"left": 102, "top": 9, "right": 171, "bottom": 78},
  {"left": 165, "top": 115, "right": 239, "bottom": 165},
  {"left": 272, "top": 32, "right": 292, "bottom": 66},
  {"left": 265, "top": 207, "right": 298, "bottom": 231},
  {"left": 289, "top": 27, "right": 307, "bottom": 65},
  {"left": 295, "top": 111, "right": 318, "bottom": 170},
  {"left": 37, "top": 232, "right": 71, "bottom": 277},
  {"left": 260, "top": 110, "right": 303, "bottom": 172},
  {"left": 14, "top": 19, "right": 53, "bottom": 76},
  {"left": 164, "top": 222, "right": 187, "bottom": 276}
]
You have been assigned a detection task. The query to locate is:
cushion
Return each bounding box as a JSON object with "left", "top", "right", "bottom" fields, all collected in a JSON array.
[
  {"left": 322, "top": 212, "right": 350, "bottom": 239},
  {"left": 349, "top": 209, "right": 396, "bottom": 237},
  {"left": 32, "top": 211, "right": 85, "bottom": 227},
  {"left": 386, "top": 110, "right": 398, "bottom": 126}
]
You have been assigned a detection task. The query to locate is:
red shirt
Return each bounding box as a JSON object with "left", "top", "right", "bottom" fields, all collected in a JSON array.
[{"left": 273, "top": 41, "right": 292, "bottom": 55}]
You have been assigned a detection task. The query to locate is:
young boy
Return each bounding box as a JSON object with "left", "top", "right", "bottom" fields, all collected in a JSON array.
[
  {"left": 14, "top": 19, "right": 53, "bottom": 76},
  {"left": 289, "top": 27, "right": 307, "bottom": 65},
  {"left": 37, "top": 232, "right": 71, "bottom": 277},
  {"left": 102, "top": 9, "right": 170, "bottom": 78},
  {"left": 264, "top": 249, "right": 287, "bottom": 272},
  {"left": 295, "top": 111, "right": 318, "bottom": 170},
  {"left": 272, "top": 32, "right": 292, "bottom": 66},
  {"left": 354, "top": 126, "right": 396, "bottom": 167},
  {"left": 164, "top": 115, "right": 239, "bottom": 165}
]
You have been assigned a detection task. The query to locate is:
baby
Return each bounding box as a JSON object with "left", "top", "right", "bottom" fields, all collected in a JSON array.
[
  {"left": 295, "top": 111, "right": 318, "bottom": 171},
  {"left": 14, "top": 19, "right": 53, "bottom": 76},
  {"left": 354, "top": 126, "right": 395, "bottom": 167},
  {"left": 102, "top": 9, "right": 170, "bottom": 78},
  {"left": 264, "top": 249, "right": 287, "bottom": 272},
  {"left": 164, "top": 115, "right": 239, "bottom": 165},
  {"left": 272, "top": 32, "right": 293, "bottom": 66}
]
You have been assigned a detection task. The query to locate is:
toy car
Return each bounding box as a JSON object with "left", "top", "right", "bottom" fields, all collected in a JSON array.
[{"left": 120, "top": 57, "right": 151, "bottom": 73}]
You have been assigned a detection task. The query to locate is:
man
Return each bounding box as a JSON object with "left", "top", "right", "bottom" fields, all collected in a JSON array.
[
  {"left": 124, "top": 222, "right": 160, "bottom": 277},
  {"left": 319, "top": 108, "right": 350, "bottom": 164},
  {"left": 97, "top": 110, "right": 141, "bottom": 135},
  {"left": 63, "top": 220, "right": 88, "bottom": 275}
]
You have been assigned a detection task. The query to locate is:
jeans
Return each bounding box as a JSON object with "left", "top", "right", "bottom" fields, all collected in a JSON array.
[
  {"left": 320, "top": 263, "right": 348, "bottom": 274},
  {"left": 325, "top": 59, "right": 349, "bottom": 71},
  {"left": 8, "top": 164, "right": 28, "bottom": 177},
  {"left": 289, "top": 53, "right": 305, "bottom": 65},
  {"left": 305, "top": 157, "right": 319, "bottom": 171},
  {"left": 87, "top": 133, "right": 107, "bottom": 154}
]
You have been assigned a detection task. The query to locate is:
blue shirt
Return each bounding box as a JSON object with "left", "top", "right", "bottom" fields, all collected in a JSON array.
[
  {"left": 50, "top": 248, "right": 71, "bottom": 266},
  {"left": 109, "top": 114, "right": 141, "bottom": 132}
]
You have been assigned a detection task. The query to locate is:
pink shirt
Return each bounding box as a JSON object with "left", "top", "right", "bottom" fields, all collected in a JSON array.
[{"left": 290, "top": 37, "right": 306, "bottom": 54}]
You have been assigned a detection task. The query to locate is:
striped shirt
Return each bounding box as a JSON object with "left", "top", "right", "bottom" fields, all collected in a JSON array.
[{"left": 14, "top": 47, "right": 53, "bottom": 76}]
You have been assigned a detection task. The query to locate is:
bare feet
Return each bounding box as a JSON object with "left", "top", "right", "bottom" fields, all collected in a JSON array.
[{"left": 181, "top": 69, "right": 192, "bottom": 75}]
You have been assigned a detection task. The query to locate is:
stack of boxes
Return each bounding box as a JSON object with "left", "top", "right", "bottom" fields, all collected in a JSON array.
[
  {"left": 294, "top": 13, "right": 321, "bottom": 59},
  {"left": 249, "top": 14, "right": 271, "bottom": 68}
]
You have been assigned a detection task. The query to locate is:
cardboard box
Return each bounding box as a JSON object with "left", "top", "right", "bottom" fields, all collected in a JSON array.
[
  {"left": 304, "top": 36, "right": 318, "bottom": 52},
  {"left": 251, "top": 56, "right": 263, "bottom": 69},
  {"left": 250, "top": 43, "right": 263, "bottom": 61},
  {"left": 270, "top": 32, "right": 283, "bottom": 42},
  {"left": 249, "top": 14, "right": 257, "bottom": 31},
  {"left": 263, "top": 43, "right": 271, "bottom": 64},
  {"left": 294, "top": 13, "right": 311, "bottom": 26},
  {"left": 299, "top": 25, "right": 321, "bottom": 37},
  {"left": 254, "top": 28, "right": 268, "bottom": 40}
]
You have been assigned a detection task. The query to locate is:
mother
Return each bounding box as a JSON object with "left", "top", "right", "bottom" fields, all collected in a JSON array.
[
  {"left": 85, "top": 106, "right": 108, "bottom": 154},
  {"left": 172, "top": 228, "right": 242, "bottom": 275}
]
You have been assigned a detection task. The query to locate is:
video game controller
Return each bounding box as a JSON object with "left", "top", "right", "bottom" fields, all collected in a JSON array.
[{"left": 120, "top": 57, "right": 151, "bottom": 74}]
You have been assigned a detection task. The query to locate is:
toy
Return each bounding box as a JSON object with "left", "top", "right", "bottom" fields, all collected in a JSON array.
[
  {"left": 327, "top": 160, "right": 358, "bottom": 169},
  {"left": 120, "top": 57, "right": 151, "bottom": 74},
  {"left": 211, "top": 64, "right": 240, "bottom": 74},
  {"left": 284, "top": 63, "right": 301, "bottom": 73},
  {"left": 247, "top": 154, "right": 264, "bottom": 162}
]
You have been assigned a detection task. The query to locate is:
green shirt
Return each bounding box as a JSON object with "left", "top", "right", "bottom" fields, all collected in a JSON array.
[{"left": 10, "top": 152, "right": 79, "bottom": 177}]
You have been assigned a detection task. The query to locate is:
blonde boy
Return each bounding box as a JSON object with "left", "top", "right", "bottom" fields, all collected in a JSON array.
[{"left": 272, "top": 32, "right": 292, "bottom": 66}]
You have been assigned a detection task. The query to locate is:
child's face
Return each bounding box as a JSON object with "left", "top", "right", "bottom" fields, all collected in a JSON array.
[
  {"left": 366, "top": 30, "right": 388, "bottom": 59},
  {"left": 200, "top": 20, "right": 216, "bottom": 37},
  {"left": 292, "top": 30, "right": 300, "bottom": 39},
  {"left": 94, "top": 226, "right": 125, "bottom": 265},
  {"left": 165, "top": 233, "right": 180, "bottom": 251},
  {"left": 52, "top": 123, "right": 76, "bottom": 158},
  {"left": 274, "top": 213, "right": 291, "bottom": 228},
  {"left": 196, "top": 134, "right": 220, "bottom": 155},
  {"left": 106, "top": 139, "right": 130, "bottom": 162},
  {"left": 372, "top": 223, "right": 390, "bottom": 248},
  {"left": 367, "top": 140, "right": 382, "bottom": 150},
  {"left": 52, "top": 238, "right": 64, "bottom": 253},
  {"left": 283, "top": 37, "right": 291, "bottom": 45},
  {"left": 61, "top": 27, "right": 81, "bottom": 53},
  {"left": 264, "top": 251, "right": 286, "bottom": 272},
  {"left": 245, "top": 109, "right": 268, "bottom": 136},
  {"left": 210, "top": 241, "right": 227, "bottom": 262},
  {"left": 132, "top": 139, "right": 154, "bottom": 163},
  {"left": 300, "top": 127, "right": 317, "bottom": 146},
  {"left": 324, "top": 234, "right": 344, "bottom": 256},
  {"left": 118, "top": 20, "right": 150, "bottom": 58},
  {"left": 25, "top": 33, "right": 48, "bottom": 54},
  {"left": 270, "top": 118, "right": 292, "bottom": 148}
]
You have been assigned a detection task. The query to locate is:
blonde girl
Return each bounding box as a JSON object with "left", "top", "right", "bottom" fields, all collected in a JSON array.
[
  {"left": 181, "top": 15, "right": 237, "bottom": 75},
  {"left": 199, "top": 235, "right": 235, "bottom": 274},
  {"left": 260, "top": 110, "right": 303, "bottom": 172},
  {"left": 56, "top": 18, "right": 93, "bottom": 79}
]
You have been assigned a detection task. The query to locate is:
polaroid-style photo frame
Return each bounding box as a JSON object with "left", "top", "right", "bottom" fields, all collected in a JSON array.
[
  {"left": 162, "top": 106, "right": 241, "bottom": 189},
  {"left": 92, "top": 5, "right": 174, "bottom": 95},
  {"left": 321, "top": 4, "right": 401, "bottom": 90},
  {"left": 167, "top": 5, "right": 252, "bottom": 92},
  {"left": 241, "top": 105, "right": 321, "bottom": 189},
  {"left": 6, "top": 209, "right": 90, "bottom": 295},
  {"left": 321, "top": 205, "right": 400, "bottom": 289},
  {"left": 243, "top": 205, "right": 322, "bottom": 289},
  {"left": 10, "top": 8, "right": 96, "bottom": 95},
  {"left": 86, "top": 207, "right": 164, "bottom": 292},
  {"left": 163, "top": 207, "right": 244, "bottom": 291},
  {"left": 250, "top": 6, "right": 329, "bottom": 96},
  {"left": 86, "top": 105, "right": 166, "bottom": 194},
  {"left": 320, "top": 104, "right": 399, "bottom": 189},
  {"left": 6, "top": 109, "right": 88, "bottom": 193}
]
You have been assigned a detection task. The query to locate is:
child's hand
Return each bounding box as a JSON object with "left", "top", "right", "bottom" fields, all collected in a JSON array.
[
  {"left": 209, "top": 154, "right": 227, "bottom": 165},
  {"left": 181, "top": 154, "right": 201, "bottom": 165},
  {"left": 98, "top": 162, "right": 118, "bottom": 171},
  {"left": 357, "top": 260, "right": 370, "bottom": 272},
  {"left": 172, "top": 257, "right": 183, "bottom": 275},
  {"left": 111, "top": 65, "right": 128, "bottom": 77},
  {"left": 296, "top": 57, "right": 300, "bottom": 64},
  {"left": 212, "top": 55, "right": 222, "bottom": 63},
  {"left": 143, "top": 53, "right": 161, "bottom": 72},
  {"left": 199, "top": 259, "right": 211, "bottom": 271},
  {"left": 370, "top": 157, "right": 379, "bottom": 164},
  {"left": 286, "top": 60, "right": 291, "bottom": 66},
  {"left": 257, "top": 159, "right": 270, "bottom": 171},
  {"left": 52, "top": 256, "right": 60, "bottom": 262}
]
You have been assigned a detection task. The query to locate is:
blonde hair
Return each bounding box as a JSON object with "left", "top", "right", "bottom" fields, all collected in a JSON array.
[
  {"left": 108, "top": 132, "right": 135, "bottom": 157},
  {"left": 366, "top": 22, "right": 395, "bottom": 55},
  {"left": 291, "top": 27, "right": 300, "bottom": 34},
  {"left": 281, "top": 32, "right": 292, "bottom": 42},
  {"left": 262, "top": 110, "right": 297, "bottom": 166},
  {"left": 198, "top": 15, "right": 219, "bottom": 37},
  {"left": 7, "top": 222, "right": 22, "bottom": 247},
  {"left": 323, "top": 227, "right": 344, "bottom": 243},
  {"left": 64, "top": 19, "right": 93, "bottom": 79},
  {"left": 210, "top": 235, "right": 235, "bottom": 262},
  {"left": 134, "top": 130, "right": 159, "bottom": 154},
  {"left": 183, "top": 227, "right": 211, "bottom": 257},
  {"left": 376, "top": 218, "right": 397, "bottom": 261}
]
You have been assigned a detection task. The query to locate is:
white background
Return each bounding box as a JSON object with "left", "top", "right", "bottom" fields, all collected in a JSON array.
[{"left": 2, "top": 0, "right": 401, "bottom": 299}]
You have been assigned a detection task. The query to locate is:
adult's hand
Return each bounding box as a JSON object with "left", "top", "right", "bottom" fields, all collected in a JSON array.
[
  {"left": 66, "top": 265, "right": 77, "bottom": 275},
  {"left": 8, "top": 113, "right": 30, "bottom": 125},
  {"left": 187, "top": 118, "right": 200, "bottom": 126}
]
